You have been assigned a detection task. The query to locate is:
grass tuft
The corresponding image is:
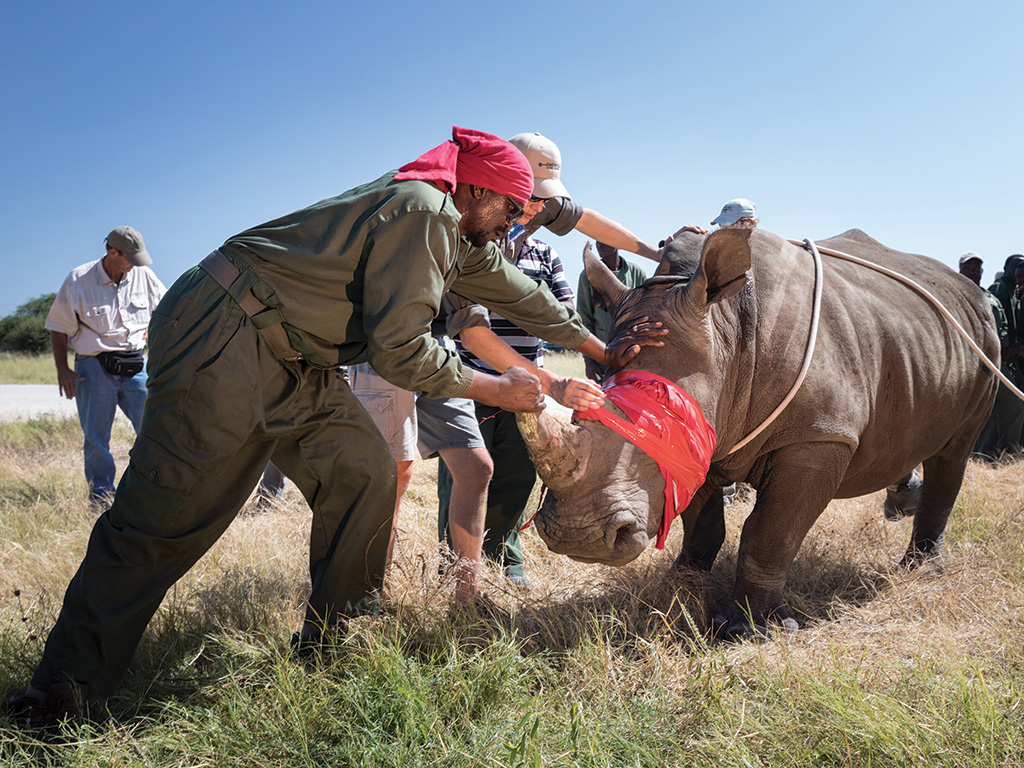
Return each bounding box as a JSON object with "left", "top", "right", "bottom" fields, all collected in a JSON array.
[{"left": 0, "top": 352, "right": 69, "bottom": 385}]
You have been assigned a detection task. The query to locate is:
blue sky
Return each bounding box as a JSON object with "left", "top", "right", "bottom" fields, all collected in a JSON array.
[{"left": 2, "top": 0, "right": 1022, "bottom": 316}]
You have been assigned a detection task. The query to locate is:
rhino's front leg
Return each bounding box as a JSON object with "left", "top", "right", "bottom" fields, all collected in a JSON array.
[
  {"left": 673, "top": 480, "right": 726, "bottom": 572},
  {"left": 715, "top": 442, "right": 852, "bottom": 640}
]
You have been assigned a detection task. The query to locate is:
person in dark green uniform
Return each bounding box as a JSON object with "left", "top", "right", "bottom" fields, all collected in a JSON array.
[
  {"left": 974, "top": 254, "right": 1024, "bottom": 459},
  {"left": 577, "top": 241, "right": 649, "bottom": 381},
  {"left": 7, "top": 127, "right": 639, "bottom": 730},
  {"left": 988, "top": 254, "right": 1023, "bottom": 343}
]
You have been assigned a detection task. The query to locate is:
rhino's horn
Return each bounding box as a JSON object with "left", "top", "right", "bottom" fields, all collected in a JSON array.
[
  {"left": 516, "top": 411, "right": 591, "bottom": 493},
  {"left": 584, "top": 242, "right": 631, "bottom": 308}
]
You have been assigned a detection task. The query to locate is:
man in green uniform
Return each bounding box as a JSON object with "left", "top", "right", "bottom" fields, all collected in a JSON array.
[
  {"left": 974, "top": 254, "right": 1024, "bottom": 459},
  {"left": 7, "top": 127, "right": 622, "bottom": 729},
  {"left": 988, "top": 254, "right": 1023, "bottom": 342},
  {"left": 577, "top": 241, "right": 648, "bottom": 381}
]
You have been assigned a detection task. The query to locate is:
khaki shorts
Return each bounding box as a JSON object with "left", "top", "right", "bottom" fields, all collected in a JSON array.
[{"left": 350, "top": 363, "right": 484, "bottom": 461}]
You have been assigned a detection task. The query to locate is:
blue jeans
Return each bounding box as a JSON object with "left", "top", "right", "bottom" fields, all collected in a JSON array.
[{"left": 74, "top": 354, "right": 147, "bottom": 502}]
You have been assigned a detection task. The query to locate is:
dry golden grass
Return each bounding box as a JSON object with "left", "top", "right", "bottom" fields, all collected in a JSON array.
[
  {"left": 2, "top": 401, "right": 1023, "bottom": 765},
  {"left": 0, "top": 352, "right": 64, "bottom": 385},
  {"left": 4, "top": 357, "right": 1022, "bottom": 687}
]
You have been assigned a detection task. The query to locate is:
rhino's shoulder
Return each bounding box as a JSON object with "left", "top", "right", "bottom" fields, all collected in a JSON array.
[
  {"left": 818, "top": 228, "right": 886, "bottom": 251},
  {"left": 817, "top": 229, "right": 923, "bottom": 266},
  {"left": 812, "top": 229, "right": 989, "bottom": 319},
  {"left": 814, "top": 228, "right": 959, "bottom": 279}
]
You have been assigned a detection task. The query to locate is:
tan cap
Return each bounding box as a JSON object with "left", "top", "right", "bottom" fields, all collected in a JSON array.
[
  {"left": 508, "top": 132, "right": 570, "bottom": 200},
  {"left": 106, "top": 225, "right": 152, "bottom": 266}
]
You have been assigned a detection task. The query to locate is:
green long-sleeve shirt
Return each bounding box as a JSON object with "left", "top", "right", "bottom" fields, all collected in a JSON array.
[
  {"left": 988, "top": 278, "right": 1017, "bottom": 343},
  {"left": 986, "top": 290, "right": 1009, "bottom": 346},
  {"left": 227, "top": 172, "right": 588, "bottom": 398},
  {"left": 576, "top": 259, "right": 647, "bottom": 342}
]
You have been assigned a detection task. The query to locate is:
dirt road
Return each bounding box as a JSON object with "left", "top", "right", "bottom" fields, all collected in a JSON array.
[{"left": 0, "top": 384, "right": 79, "bottom": 421}]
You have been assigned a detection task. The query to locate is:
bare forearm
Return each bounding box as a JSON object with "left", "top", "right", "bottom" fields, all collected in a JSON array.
[
  {"left": 576, "top": 333, "right": 609, "bottom": 365},
  {"left": 50, "top": 332, "right": 70, "bottom": 373},
  {"left": 460, "top": 326, "right": 605, "bottom": 409},
  {"left": 460, "top": 327, "right": 557, "bottom": 393},
  {"left": 50, "top": 331, "right": 81, "bottom": 399},
  {"left": 461, "top": 323, "right": 611, "bottom": 370},
  {"left": 576, "top": 209, "right": 660, "bottom": 262}
]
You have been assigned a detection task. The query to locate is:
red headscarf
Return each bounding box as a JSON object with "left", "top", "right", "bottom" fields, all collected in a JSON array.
[{"left": 394, "top": 126, "right": 533, "bottom": 206}]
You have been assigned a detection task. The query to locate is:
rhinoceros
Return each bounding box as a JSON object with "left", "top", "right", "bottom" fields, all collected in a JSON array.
[{"left": 520, "top": 227, "right": 999, "bottom": 637}]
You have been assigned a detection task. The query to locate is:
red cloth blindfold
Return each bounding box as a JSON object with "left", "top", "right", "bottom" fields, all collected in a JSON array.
[{"left": 574, "top": 371, "right": 717, "bottom": 549}]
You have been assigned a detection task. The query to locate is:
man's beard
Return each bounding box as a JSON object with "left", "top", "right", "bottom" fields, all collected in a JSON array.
[{"left": 466, "top": 226, "right": 503, "bottom": 248}]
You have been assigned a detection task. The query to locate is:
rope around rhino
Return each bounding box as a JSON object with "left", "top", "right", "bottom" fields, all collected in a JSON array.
[
  {"left": 726, "top": 238, "right": 823, "bottom": 455},
  {"left": 725, "top": 238, "right": 1024, "bottom": 457}
]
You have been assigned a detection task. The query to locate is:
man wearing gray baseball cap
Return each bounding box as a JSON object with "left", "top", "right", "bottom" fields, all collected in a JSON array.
[
  {"left": 43, "top": 226, "right": 166, "bottom": 504},
  {"left": 655, "top": 197, "right": 758, "bottom": 249},
  {"left": 958, "top": 251, "right": 983, "bottom": 286},
  {"left": 711, "top": 198, "right": 759, "bottom": 229},
  {"left": 106, "top": 225, "right": 153, "bottom": 266}
]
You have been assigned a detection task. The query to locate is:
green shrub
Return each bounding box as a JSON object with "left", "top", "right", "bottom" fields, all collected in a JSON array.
[{"left": 0, "top": 294, "right": 55, "bottom": 354}]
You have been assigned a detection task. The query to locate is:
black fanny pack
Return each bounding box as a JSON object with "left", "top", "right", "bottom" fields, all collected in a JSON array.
[{"left": 96, "top": 350, "right": 145, "bottom": 377}]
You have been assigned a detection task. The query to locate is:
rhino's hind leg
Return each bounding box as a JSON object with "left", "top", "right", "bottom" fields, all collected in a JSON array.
[
  {"left": 883, "top": 468, "right": 923, "bottom": 520},
  {"left": 901, "top": 440, "right": 972, "bottom": 567}
]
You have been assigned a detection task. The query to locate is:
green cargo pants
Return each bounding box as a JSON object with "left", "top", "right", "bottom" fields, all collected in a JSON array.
[
  {"left": 437, "top": 404, "right": 537, "bottom": 578},
  {"left": 33, "top": 266, "right": 396, "bottom": 699},
  {"left": 974, "top": 362, "right": 1024, "bottom": 459}
]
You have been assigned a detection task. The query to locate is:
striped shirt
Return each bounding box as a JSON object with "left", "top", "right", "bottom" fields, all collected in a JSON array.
[{"left": 452, "top": 236, "right": 574, "bottom": 374}]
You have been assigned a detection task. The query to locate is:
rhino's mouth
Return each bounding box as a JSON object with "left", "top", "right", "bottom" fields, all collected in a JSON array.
[{"left": 536, "top": 494, "right": 651, "bottom": 566}]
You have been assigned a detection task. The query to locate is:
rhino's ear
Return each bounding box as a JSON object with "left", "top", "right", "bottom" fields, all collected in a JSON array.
[
  {"left": 584, "top": 241, "right": 631, "bottom": 308},
  {"left": 683, "top": 228, "right": 752, "bottom": 312}
]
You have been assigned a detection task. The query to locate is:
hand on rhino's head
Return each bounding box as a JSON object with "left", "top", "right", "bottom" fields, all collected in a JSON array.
[
  {"left": 588, "top": 228, "right": 754, "bottom": 404},
  {"left": 653, "top": 228, "right": 709, "bottom": 278},
  {"left": 585, "top": 228, "right": 753, "bottom": 339},
  {"left": 520, "top": 230, "right": 755, "bottom": 566}
]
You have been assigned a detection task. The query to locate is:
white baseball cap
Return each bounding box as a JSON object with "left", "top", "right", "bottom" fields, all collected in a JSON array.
[
  {"left": 711, "top": 198, "right": 757, "bottom": 227},
  {"left": 958, "top": 251, "right": 982, "bottom": 266},
  {"left": 508, "top": 132, "right": 570, "bottom": 199}
]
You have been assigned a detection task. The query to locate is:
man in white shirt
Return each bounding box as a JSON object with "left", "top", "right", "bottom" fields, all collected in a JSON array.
[{"left": 45, "top": 226, "right": 166, "bottom": 504}]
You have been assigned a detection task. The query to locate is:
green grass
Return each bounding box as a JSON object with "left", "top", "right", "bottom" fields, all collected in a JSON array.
[
  {"left": 1, "top": 410, "right": 1023, "bottom": 765},
  {"left": 0, "top": 351, "right": 69, "bottom": 385}
]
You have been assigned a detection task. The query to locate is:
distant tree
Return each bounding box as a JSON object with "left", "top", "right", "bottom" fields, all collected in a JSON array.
[{"left": 0, "top": 293, "right": 56, "bottom": 354}]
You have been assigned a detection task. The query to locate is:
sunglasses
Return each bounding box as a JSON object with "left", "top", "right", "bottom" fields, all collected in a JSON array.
[{"left": 504, "top": 196, "right": 525, "bottom": 225}]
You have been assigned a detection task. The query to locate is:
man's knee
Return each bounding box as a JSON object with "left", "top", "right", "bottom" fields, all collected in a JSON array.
[{"left": 442, "top": 447, "right": 494, "bottom": 491}]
